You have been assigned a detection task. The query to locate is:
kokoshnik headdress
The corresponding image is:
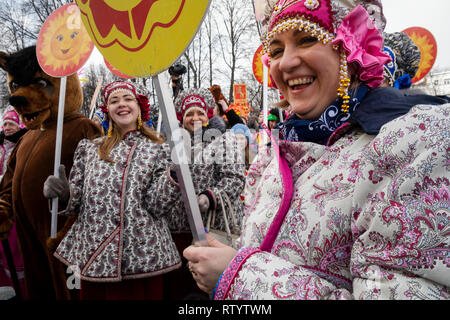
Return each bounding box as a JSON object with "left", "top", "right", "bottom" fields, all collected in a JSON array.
[{"left": 257, "top": 0, "right": 391, "bottom": 113}]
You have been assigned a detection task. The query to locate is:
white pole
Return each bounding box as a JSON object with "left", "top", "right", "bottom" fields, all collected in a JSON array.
[
  {"left": 152, "top": 73, "right": 207, "bottom": 247},
  {"left": 156, "top": 109, "right": 162, "bottom": 133},
  {"left": 50, "top": 76, "right": 67, "bottom": 238},
  {"left": 263, "top": 64, "right": 269, "bottom": 144}
]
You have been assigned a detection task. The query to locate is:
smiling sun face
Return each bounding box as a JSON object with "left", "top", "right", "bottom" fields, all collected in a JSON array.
[{"left": 37, "top": 4, "right": 93, "bottom": 77}]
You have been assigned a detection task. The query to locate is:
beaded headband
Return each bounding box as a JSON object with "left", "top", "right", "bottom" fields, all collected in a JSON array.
[
  {"left": 258, "top": 0, "right": 390, "bottom": 112},
  {"left": 174, "top": 88, "right": 215, "bottom": 123},
  {"left": 100, "top": 81, "right": 150, "bottom": 121},
  {"left": 99, "top": 81, "right": 151, "bottom": 137}
]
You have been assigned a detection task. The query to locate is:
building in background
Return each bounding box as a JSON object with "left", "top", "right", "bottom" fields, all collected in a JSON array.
[{"left": 413, "top": 70, "right": 450, "bottom": 96}]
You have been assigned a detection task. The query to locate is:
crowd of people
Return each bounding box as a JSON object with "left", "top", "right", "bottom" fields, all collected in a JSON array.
[{"left": 0, "top": 0, "right": 449, "bottom": 301}]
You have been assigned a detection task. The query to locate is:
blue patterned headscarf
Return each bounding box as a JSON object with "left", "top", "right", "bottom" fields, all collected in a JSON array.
[{"left": 279, "top": 85, "right": 369, "bottom": 144}]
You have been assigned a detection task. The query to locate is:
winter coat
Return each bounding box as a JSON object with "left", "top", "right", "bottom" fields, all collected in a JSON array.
[
  {"left": 54, "top": 131, "right": 181, "bottom": 282},
  {"left": 156, "top": 117, "right": 246, "bottom": 234},
  {"left": 0, "top": 114, "right": 102, "bottom": 299},
  {"left": 0, "top": 129, "right": 27, "bottom": 180},
  {"left": 213, "top": 101, "right": 450, "bottom": 300}
]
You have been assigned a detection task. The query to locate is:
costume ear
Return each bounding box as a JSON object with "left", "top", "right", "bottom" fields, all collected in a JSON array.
[{"left": 0, "top": 51, "right": 9, "bottom": 71}]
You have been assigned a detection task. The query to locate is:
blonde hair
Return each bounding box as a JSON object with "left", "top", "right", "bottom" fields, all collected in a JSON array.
[{"left": 96, "top": 120, "right": 164, "bottom": 163}]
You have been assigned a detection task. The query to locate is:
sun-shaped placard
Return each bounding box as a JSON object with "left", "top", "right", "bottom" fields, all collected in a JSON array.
[
  {"left": 75, "top": 0, "right": 210, "bottom": 77},
  {"left": 402, "top": 27, "right": 438, "bottom": 83},
  {"left": 37, "top": 4, "right": 94, "bottom": 77},
  {"left": 252, "top": 45, "right": 275, "bottom": 88}
]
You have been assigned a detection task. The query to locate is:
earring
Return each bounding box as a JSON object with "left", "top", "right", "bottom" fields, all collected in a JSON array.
[
  {"left": 107, "top": 121, "right": 113, "bottom": 138},
  {"left": 337, "top": 50, "right": 351, "bottom": 113},
  {"left": 137, "top": 115, "right": 143, "bottom": 129}
]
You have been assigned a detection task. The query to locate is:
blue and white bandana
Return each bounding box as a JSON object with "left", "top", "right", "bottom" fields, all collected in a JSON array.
[{"left": 279, "top": 85, "right": 369, "bottom": 144}]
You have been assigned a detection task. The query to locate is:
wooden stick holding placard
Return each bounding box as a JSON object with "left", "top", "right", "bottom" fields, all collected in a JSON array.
[
  {"left": 152, "top": 73, "right": 207, "bottom": 247},
  {"left": 88, "top": 76, "right": 103, "bottom": 119},
  {"left": 50, "top": 76, "right": 67, "bottom": 239}
]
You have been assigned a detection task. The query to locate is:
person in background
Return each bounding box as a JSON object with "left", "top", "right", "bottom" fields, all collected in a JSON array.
[
  {"left": 209, "top": 84, "right": 244, "bottom": 129},
  {"left": 245, "top": 116, "right": 261, "bottom": 157},
  {"left": 43, "top": 81, "right": 181, "bottom": 300},
  {"left": 156, "top": 87, "right": 245, "bottom": 300},
  {"left": 0, "top": 107, "right": 27, "bottom": 180},
  {"left": 91, "top": 108, "right": 107, "bottom": 135},
  {"left": 183, "top": 0, "right": 449, "bottom": 300},
  {"left": 0, "top": 106, "right": 27, "bottom": 299},
  {"left": 230, "top": 123, "right": 253, "bottom": 169},
  {"left": 267, "top": 107, "right": 281, "bottom": 129},
  {"left": 382, "top": 31, "right": 421, "bottom": 90}
]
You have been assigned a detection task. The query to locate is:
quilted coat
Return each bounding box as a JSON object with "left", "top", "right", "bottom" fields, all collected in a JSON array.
[
  {"left": 157, "top": 127, "right": 246, "bottom": 234},
  {"left": 54, "top": 131, "right": 181, "bottom": 282},
  {"left": 214, "top": 103, "right": 450, "bottom": 300}
]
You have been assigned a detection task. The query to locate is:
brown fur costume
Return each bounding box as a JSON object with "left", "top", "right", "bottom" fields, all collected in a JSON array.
[{"left": 0, "top": 46, "right": 102, "bottom": 299}]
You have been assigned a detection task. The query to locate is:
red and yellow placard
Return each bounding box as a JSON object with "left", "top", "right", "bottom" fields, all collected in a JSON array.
[
  {"left": 75, "top": 0, "right": 210, "bottom": 77},
  {"left": 402, "top": 27, "right": 438, "bottom": 83},
  {"left": 252, "top": 44, "right": 275, "bottom": 88},
  {"left": 233, "top": 84, "right": 247, "bottom": 104},
  {"left": 37, "top": 4, "right": 94, "bottom": 77},
  {"left": 228, "top": 103, "right": 250, "bottom": 119},
  {"left": 104, "top": 57, "right": 133, "bottom": 79}
]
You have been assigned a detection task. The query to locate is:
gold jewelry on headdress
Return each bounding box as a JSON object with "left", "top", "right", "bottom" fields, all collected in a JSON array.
[
  {"left": 262, "top": 17, "right": 334, "bottom": 56},
  {"left": 137, "top": 115, "right": 143, "bottom": 130},
  {"left": 107, "top": 120, "right": 113, "bottom": 138},
  {"left": 337, "top": 49, "right": 351, "bottom": 113}
]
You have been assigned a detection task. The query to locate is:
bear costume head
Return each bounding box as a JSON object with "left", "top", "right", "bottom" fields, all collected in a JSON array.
[{"left": 0, "top": 45, "right": 83, "bottom": 130}]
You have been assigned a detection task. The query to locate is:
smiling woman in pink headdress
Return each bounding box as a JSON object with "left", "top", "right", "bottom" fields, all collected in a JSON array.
[
  {"left": 183, "top": 0, "right": 450, "bottom": 300},
  {"left": 42, "top": 81, "right": 182, "bottom": 299}
]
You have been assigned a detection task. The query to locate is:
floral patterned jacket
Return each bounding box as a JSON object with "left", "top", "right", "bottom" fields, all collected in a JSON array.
[
  {"left": 214, "top": 104, "right": 450, "bottom": 300},
  {"left": 54, "top": 131, "right": 181, "bottom": 282},
  {"left": 156, "top": 130, "right": 246, "bottom": 234}
]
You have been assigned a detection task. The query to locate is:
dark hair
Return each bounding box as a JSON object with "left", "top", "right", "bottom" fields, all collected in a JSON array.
[{"left": 246, "top": 117, "right": 259, "bottom": 131}]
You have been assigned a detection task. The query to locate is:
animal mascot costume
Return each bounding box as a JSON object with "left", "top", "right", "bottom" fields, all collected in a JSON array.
[{"left": 0, "top": 46, "right": 102, "bottom": 299}]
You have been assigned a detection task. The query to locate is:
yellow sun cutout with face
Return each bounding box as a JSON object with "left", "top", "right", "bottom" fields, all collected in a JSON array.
[{"left": 37, "top": 4, "right": 94, "bottom": 77}]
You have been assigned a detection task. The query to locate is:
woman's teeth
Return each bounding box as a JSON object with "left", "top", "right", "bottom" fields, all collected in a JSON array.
[{"left": 288, "top": 77, "right": 314, "bottom": 87}]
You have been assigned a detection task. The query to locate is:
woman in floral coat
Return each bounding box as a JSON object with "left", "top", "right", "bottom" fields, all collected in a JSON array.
[
  {"left": 43, "top": 81, "right": 181, "bottom": 299},
  {"left": 184, "top": 0, "right": 449, "bottom": 300},
  {"left": 157, "top": 87, "right": 246, "bottom": 299}
]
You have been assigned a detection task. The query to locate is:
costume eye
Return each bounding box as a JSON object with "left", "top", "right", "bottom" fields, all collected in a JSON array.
[
  {"left": 10, "top": 81, "right": 19, "bottom": 92},
  {"left": 35, "top": 78, "right": 48, "bottom": 88},
  {"left": 56, "top": 34, "right": 63, "bottom": 41},
  {"left": 70, "top": 32, "right": 78, "bottom": 39}
]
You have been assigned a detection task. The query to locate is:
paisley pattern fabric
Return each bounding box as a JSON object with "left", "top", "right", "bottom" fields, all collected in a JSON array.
[
  {"left": 0, "top": 139, "right": 16, "bottom": 180},
  {"left": 215, "top": 104, "right": 450, "bottom": 300},
  {"left": 156, "top": 130, "right": 246, "bottom": 234},
  {"left": 54, "top": 131, "right": 181, "bottom": 282}
]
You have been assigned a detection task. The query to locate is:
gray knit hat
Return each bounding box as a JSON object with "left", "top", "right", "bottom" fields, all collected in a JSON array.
[{"left": 383, "top": 31, "right": 421, "bottom": 86}]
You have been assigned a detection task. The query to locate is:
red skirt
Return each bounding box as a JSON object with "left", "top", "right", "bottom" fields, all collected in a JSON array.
[{"left": 80, "top": 275, "right": 163, "bottom": 300}]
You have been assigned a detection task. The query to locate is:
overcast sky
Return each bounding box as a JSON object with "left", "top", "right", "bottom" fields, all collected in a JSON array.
[
  {"left": 382, "top": 0, "right": 450, "bottom": 70},
  {"left": 85, "top": 1, "right": 450, "bottom": 73}
]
